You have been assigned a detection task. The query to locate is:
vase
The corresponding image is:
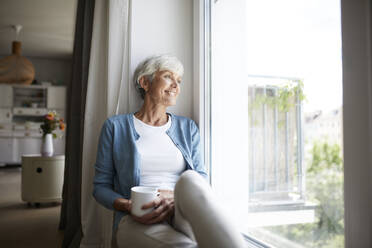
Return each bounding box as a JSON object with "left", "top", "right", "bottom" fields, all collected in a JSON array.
[{"left": 41, "top": 133, "right": 54, "bottom": 157}]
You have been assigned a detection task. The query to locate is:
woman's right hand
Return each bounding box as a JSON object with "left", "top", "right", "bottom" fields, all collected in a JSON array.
[
  {"left": 130, "top": 195, "right": 174, "bottom": 225},
  {"left": 113, "top": 196, "right": 174, "bottom": 225},
  {"left": 113, "top": 198, "right": 132, "bottom": 212}
]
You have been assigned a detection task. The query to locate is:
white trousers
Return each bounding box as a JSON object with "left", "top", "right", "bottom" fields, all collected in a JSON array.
[{"left": 116, "top": 170, "right": 246, "bottom": 248}]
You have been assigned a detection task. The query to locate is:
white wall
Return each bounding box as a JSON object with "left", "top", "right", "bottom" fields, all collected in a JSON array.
[
  {"left": 0, "top": 55, "right": 72, "bottom": 86},
  {"left": 29, "top": 57, "right": 72, "bottom": 85},
  {"left": 129, "top": 0, "right": 194, "bottom": 118}
]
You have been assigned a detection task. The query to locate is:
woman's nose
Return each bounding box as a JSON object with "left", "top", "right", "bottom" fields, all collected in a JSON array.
[{"left": 171, "top": 79, "right": 178, "bottom": 88}]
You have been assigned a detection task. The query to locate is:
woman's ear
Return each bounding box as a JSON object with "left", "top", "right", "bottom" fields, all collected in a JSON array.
[{"left": 139, "top": 76, "right": 150, "bottom": 92}]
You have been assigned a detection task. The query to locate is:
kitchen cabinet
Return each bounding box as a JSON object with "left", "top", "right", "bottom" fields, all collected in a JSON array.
[
  {"left": 13, "top": 107, "right": 48, "bottom": 116},
  {"left": 0, "top": 85, "right": 13, "bottom": 107},
  {"left": 0, "top": 108, "right": 12, "bottom": 122},
  {"left": 47, "top": 86, "right": 66, "bottom": 109},
  {"left": 0, "top": 85, "right": 66, "bottom": 165},
  {"left": 0, "top": 136, "right": 17, "bottom": 165}
]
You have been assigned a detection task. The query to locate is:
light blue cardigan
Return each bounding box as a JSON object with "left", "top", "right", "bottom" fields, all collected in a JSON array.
[{"left": 93, "top": 112, "right": 207, "bottom": 230}]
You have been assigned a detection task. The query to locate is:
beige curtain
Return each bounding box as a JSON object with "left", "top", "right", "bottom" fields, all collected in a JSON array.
[{"left": 80, "top": 0, "right": 131, "bottom": 247}]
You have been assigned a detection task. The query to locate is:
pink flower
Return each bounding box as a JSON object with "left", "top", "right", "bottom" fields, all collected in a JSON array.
[{"left": 45, "top": 113, "right": 54, "bottom": 121}]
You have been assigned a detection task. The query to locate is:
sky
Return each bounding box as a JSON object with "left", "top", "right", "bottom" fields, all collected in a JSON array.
[{"left": 246, "top": 0, "right": 343, "bottom": 112}]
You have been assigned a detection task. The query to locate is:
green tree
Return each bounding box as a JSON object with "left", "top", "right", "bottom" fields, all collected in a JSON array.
[
  {"left": 265, "top": 141, "right": 344, "bottom": 247},
  {"left": 306, "top": 141, "right": 344, "bottom": 247}
]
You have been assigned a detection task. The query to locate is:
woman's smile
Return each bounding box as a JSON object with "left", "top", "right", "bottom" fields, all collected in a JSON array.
[{"left": 164, "top": 90, "right": 177, "bottom": 96}]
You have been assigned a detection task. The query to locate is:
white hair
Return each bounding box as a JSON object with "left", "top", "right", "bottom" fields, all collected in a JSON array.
[{"left": 133, "top": 54, "right": 184, "bottom": 99}]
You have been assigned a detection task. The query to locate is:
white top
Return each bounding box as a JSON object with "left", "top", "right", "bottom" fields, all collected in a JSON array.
[{"left": 133, "top": 115, "right": 186, "bottom": 190}]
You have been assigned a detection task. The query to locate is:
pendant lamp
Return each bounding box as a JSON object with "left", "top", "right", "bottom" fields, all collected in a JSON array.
[{"left": 0, "top": 25, "right": 35, "bottom": 85}]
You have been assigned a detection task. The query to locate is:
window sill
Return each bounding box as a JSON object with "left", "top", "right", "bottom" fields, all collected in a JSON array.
[{"left": 247, "top": 201, "right": 317, "bottom": 227}]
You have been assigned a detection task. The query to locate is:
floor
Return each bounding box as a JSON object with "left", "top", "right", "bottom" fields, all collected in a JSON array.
[{"left": 0, "top": 165, "right": 63, "bottom": 248}]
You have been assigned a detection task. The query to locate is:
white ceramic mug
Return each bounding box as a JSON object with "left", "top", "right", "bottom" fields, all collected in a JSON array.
[{"left": 130, "top": 186, "right": 159, "bottom": 217}]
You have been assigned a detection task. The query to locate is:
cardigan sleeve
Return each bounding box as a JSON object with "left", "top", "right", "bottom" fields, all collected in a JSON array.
[
  {"left": 190, "top": 120, "right": 208, "bottom": 179},
  {"left": 92, "top": 119, "right": 124, "bottom": 210}
]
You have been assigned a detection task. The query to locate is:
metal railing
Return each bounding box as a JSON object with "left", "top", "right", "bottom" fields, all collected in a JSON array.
[{"left": 248, "top": 76, "right": 304, "bottom": 204}]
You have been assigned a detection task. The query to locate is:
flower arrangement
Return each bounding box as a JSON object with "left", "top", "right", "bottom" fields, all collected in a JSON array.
[{"left": 40, "top": 111, "right": 66, "bottom": 138}]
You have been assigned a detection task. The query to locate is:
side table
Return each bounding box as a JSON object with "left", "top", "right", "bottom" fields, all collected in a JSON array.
[{"left": 21, "top": 154, "right": 65, "bottom": 206}]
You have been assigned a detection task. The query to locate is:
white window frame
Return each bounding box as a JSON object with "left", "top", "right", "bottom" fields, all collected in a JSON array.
[
  {"left": 192, "top": 0, "right": 211, "bottom": 183},
  {"left": 194, "top": 0, "right": 372, "bottom": 247},
  {"left": 193, "top": 0, "right": 270, "bottom": 246}
]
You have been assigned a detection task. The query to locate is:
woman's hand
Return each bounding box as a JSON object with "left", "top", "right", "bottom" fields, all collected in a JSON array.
[
  {"left": 113, "top": 197, "right": 132, "bottom": 212},
  {"left": 131, "top": 190, "right": 175, "bottom": 225},
  {"left": 158, "top": 189, "right": 174, "bottom": 199}
]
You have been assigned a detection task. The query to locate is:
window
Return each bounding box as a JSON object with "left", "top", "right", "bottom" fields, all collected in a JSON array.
[{"left": 204, "top": 0, "right": 344, "bottom": 247}]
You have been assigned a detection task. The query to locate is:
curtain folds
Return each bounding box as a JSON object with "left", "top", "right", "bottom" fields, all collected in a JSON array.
[
  {"left": 80, "top": 0, "right": 131, "bottom": 247},
  {"left": 59, "top": 0, "right": 96, "bottom": 248},
  {"left": 60, "top": 0, "right": 130, "bottom": 247}
]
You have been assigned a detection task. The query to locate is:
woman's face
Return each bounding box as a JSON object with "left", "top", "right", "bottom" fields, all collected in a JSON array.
[{"left": 143, "top": 70, "right": 182, "bottom": 107}]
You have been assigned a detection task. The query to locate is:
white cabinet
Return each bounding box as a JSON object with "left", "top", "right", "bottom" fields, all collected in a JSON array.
[
  {"left": 8, "top": 85, "right": 66, "bottom": 120},
  {"left": 0, "top": 85, "right": 66, "bottom": 165},
  {"left": 0, "top": 108, "right": 12, "bottom": 122},
  {"left": 13, "top": 107, "right": 48, "bottom": 116},
  {"left": 11, "top": 85, "right": 67, "bottom": 115},
  {"left": 0, "top": 122, "right": 12, "bottom": 131},
  {"left": 12, "top": 85, "right": 47, "bottom": 109},
  {"left": 47, "top": 86, "right": 66, "bottom": 109},
  {"left": 0, "top": 137, "right": 17, "bottom": 165},
  {"left": 21, "top": 155, "right": 65, "bottom": 203},
  {"left": 0, "top": 85, "right": 13, "bottom": 107}
]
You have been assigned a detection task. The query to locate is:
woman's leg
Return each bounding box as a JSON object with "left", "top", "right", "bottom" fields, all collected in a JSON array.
[
  {"left": 173, "top": 170, "right": 246, "bottom": 248},
  {"left": 116, "top": 215, "right": 197, "bottom": 248}
]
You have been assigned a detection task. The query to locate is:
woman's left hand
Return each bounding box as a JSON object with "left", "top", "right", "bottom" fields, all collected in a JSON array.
[{"left": 131, "top": 190, "right": 174, "bottom": 225}]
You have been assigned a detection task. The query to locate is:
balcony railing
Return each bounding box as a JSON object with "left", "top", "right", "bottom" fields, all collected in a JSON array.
[{"left": 248, "top": 76, "right": 305, "bottom": 206}]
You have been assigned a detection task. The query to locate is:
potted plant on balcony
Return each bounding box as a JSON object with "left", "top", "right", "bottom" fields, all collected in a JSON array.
[{"left": 40, "top": 111, "right": 65, "bottom": 157}]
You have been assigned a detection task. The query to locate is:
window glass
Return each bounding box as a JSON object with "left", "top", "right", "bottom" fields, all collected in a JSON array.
[{"left": 209, "top": 0, "right": 344, "bottom": 247}]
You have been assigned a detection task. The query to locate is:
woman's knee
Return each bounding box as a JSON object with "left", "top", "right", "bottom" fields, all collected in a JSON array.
[
  {"left": 181, "top": 170, "right": 200, "bottom": 180},
  {"left": 175, "top": 170, "right": 209, "bottom": 197},
  {"left": 177, "top": 170, "right": 202, "bottom": 188}
]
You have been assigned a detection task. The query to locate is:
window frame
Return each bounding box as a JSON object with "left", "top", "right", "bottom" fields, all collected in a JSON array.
[
  {"left": 194, "top": 0, "right": 372, "bottom": 247},
  {"left": 193, "top": 0, "right": 212, "bottom": 184},
  {"left": 341, "top": 0, "right": 372, "bottom": 247},
  {"left": 193, "top": 0, "right": 270, "bottom": 247}
]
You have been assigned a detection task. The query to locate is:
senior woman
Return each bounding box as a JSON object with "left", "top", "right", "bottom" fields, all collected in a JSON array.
[{"left": 93, "top": 55, "right": 246, "bottom": 248}]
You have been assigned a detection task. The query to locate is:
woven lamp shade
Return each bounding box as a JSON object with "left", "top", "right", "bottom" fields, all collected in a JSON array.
[{"left": 0, "top": 41, "right": 35, "bottom": 85}]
